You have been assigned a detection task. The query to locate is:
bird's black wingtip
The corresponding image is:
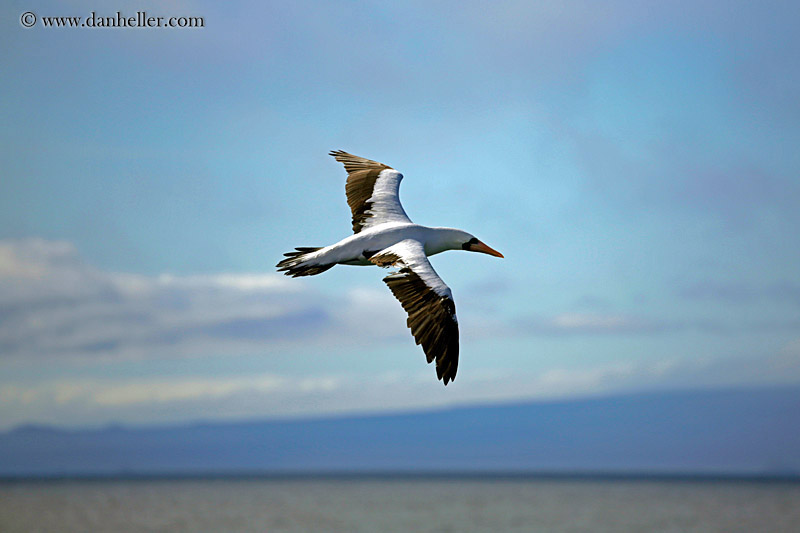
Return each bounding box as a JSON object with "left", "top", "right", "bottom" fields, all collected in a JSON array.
[{"left": 438, "top": 369, "right": 456, "bottom": 386}]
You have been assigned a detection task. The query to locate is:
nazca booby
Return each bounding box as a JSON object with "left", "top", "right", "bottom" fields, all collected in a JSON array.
[{"left": 277, "top": 151, "right": 503, "bottom": 385}]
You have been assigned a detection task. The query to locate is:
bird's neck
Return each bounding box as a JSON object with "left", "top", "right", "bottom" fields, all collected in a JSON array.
[{"left": 424, "top": 227, "right": 468, "bottom": 256}]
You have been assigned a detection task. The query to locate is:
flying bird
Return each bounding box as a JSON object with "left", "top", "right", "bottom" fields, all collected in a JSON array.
[{"left": 277, "top": 151, "right": 503, "bottom": 385}]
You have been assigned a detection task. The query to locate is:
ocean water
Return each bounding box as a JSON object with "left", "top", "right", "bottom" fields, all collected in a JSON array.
[{"left": 1, "top": 477, "right": 799, "bottom": 532}]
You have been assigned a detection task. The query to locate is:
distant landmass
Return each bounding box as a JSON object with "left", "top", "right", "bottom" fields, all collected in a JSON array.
[{"left": 2, "top": 385, "right": 799, "bottom": 478}]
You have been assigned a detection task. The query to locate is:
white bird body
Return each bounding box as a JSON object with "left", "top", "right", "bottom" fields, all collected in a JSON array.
[
  {"left": 277, "top": 151, "right": 502, "bottom": 385},
  {"left": 299, "top": 224, "right": 473, "bottom": 267}
]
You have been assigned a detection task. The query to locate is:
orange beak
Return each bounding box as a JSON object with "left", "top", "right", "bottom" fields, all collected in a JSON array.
[{"left": 469, "top": 240, "right": 504, "bottom": 258}]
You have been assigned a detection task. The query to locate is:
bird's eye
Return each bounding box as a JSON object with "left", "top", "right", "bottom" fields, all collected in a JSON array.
[{"left": 462, "top": 237, "right": 479, "bottom": 250}]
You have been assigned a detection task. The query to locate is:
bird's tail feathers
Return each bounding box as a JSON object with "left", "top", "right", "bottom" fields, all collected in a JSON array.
[{"left": 276, "top": 247, "right": 334, "bottom": 277}]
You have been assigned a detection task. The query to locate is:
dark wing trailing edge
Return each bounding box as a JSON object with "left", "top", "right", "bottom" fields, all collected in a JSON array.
[
  {"left": 329, "top": 150, "right": 412, "bottom": 234},
  {"left": 384, "top": 268, "right": 459, "bottom": 385},
  {"left": 370, "top": 240, "right": 459, "bottom": 385}
]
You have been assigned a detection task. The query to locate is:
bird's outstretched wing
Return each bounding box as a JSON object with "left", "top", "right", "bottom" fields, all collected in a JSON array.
[
  {"left": 329, "top": 150, "right": 413, "bottom": 234},
  {"left": 370, "top": 239, "right": 459, "bottom": 385}
]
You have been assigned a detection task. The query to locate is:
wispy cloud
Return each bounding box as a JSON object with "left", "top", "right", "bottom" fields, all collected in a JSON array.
[
  {"left": 0, "top": 239, "right": 333, "bottom": 361},
  {"left": 0, "top": 371, "right": 347, "bottom": 429},
  {"left": 3, "top": 348, "right": 798, "bottom": 430},
  {"left": 0, "top": 373, "right": 339, "bottom": 409},
  {"left": 513, "top": 312, "right": 671, "bottom": 336}
]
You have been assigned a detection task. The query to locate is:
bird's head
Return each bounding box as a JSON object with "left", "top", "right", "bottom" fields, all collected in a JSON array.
[{"left": 460, "top": 235, "right": 504, "bottom": 258}]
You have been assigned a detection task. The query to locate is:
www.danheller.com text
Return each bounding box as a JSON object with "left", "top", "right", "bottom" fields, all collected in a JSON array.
[{"left": 30, "top": 11, "right": 205, "bottom": 28}]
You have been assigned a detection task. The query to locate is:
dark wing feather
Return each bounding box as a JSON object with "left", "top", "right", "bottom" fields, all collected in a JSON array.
[
  {"left": 371, "top": 240, "right": 459, "bottom": 385},
  {"left": 329, "top": 150, "right": 411, "bottom": 233}
]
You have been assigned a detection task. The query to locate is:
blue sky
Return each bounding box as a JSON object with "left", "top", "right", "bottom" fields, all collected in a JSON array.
[{"left": 1, "top": 0, "right": 799, "bottom": 429}]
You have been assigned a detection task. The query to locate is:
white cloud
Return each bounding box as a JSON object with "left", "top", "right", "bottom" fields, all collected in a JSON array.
[
  {"left": 1, "top": 340, "right": 798, "bottom": 430},
  {"left": 0, "top": 239, "right": 329, "bottom": 362},
  {"left": 0, "top": 372, "right": 348, "bottom": 429},
  {"left": 512, "top": 312, "right": 669, "bottom": 336},
  {"left": 0, "top": 351, "right": 768, "bottom": 430}
]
